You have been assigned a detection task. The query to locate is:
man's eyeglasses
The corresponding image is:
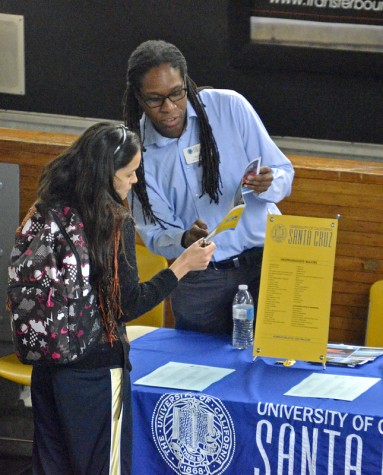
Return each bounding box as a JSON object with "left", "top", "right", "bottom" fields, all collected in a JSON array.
[
  {"left": 139, "top": 86, "right": 187, "bottom": 109},
  {"left": 114, "top": 125, "right": 129, "bottom": 155}
]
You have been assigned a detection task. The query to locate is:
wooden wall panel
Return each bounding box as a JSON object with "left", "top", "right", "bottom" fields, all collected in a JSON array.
[
  {"left": 1, "top": 130, "right": 382, "bottom": 344},
  {"left": 0, "top": 129, "right": 76, "bottom": 220}
]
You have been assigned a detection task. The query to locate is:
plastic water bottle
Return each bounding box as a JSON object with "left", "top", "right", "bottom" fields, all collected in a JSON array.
[{"left": 232, "top": 284, "right": 254, "bottom": 349}]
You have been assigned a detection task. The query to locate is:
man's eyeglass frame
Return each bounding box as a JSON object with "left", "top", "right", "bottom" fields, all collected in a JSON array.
[{"left": 138, "top": 86, "right": 187, "bottom": 109}]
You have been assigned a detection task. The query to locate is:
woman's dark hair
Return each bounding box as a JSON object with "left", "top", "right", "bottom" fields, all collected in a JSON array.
[
  {"left": 38, "top": 122, "right": 141, "bottom": 336},
  {"left": 123, "top": 39, "right": 221, "bottom": 225}
]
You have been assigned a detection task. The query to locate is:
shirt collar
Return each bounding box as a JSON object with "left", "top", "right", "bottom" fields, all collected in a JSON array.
[{"left": 141, "top": 101, "right": 197, "bottom": 148}]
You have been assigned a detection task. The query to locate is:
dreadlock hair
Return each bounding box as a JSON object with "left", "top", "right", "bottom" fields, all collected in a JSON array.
[
  {"left": 122, "top": 39, "right": 222, "bottom": 226},
  {"left": 37, "top": 122, "right": 142, "bottom": 342}
]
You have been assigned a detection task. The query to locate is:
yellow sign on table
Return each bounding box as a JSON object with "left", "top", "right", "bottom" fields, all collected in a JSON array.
[{"left": 253, "top": 215, "right": 338, "bottom": 363}]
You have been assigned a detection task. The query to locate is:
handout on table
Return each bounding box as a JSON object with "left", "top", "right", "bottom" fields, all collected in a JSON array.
[
  {"left": 284, "top": 373, "right": 380, "bottom": 401},
  {"left": 133, "top": 361, "right": 235, "bottom": 392}
]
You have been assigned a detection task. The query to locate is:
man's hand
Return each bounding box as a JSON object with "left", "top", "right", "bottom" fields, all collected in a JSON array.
[
  {"left": 182, "top": 219, "right": 209, "bottom": 248},
  {"left": 243, "top": 166, "right": 273, "bottom": 194}
]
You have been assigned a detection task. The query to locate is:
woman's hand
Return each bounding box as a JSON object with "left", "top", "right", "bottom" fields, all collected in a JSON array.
[
  {"left": 170, "top": 239, "right": 216, "bottom": 280},
  {"left": 183, "top": 239, "right": 216, "bottom": 271}
]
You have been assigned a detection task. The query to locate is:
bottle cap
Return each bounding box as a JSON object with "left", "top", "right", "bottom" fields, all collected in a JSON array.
[{"left": 238, "top": 284, "right": 248, "bottom": 290}]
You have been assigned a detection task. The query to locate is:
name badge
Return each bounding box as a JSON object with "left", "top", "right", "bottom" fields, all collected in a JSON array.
[{"left": 183, "top": 144, "right": 200, "bottom": 165}]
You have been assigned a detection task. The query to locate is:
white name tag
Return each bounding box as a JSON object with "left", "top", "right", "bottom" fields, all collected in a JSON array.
[{"left": 183, "top": 144, "right": 200, "bottom": 165}]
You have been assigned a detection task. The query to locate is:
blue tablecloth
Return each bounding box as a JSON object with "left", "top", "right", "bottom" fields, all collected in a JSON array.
[{"left": 130, "top": 328, "right": 383, "bottom": 475}]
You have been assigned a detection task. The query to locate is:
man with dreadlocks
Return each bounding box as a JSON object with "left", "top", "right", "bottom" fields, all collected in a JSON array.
[{"left": 123, "top": 39, "right": 294, "bottom": 335}]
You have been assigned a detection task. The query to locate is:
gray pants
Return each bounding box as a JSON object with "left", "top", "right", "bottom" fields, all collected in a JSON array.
[{"left": 171, "top": 247, "right": 263, "bottom": 334}]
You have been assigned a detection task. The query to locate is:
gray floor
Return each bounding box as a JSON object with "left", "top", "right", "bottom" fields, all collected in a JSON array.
[
  {"left": 0, "top": 378, "right": 33, "bottom": 475},
  {"left": 0, "top": 456, "right": 32, "bottom": 475}
]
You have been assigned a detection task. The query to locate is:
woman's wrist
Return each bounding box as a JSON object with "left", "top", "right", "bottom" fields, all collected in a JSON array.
[{"left": 169, "top": 253, "right": 190, "bottom": 280}]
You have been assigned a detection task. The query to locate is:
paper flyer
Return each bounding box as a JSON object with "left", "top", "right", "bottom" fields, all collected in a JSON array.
[
  {"left": 206, "top": 205, "right": 246, "bottom": 240},
  {"left": 133, "top": 362, "right": 235, "bottom": 391},
  {"left": 233, "top": 156, "right": 261, "bottom": 206},
  {"left": 206, "top": 157, "right": 261, "bottom": 240}
]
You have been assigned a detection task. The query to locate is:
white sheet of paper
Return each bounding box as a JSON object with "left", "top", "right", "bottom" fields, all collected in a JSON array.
[
  {"left": 133, "top": 361, "right": 235, "bottom": 391},
  {"left": 284, "top": 373, "right": 380, "bottom": 401}
]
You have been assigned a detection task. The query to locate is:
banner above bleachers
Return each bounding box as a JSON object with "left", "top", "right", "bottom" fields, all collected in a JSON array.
[{"left": 252, "top": 0, "right": 383, "bottom": 26}]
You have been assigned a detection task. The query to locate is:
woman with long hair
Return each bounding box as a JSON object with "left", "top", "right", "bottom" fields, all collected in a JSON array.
[{"left": 30, "top": 122, "right": 215, "bottom": 474}]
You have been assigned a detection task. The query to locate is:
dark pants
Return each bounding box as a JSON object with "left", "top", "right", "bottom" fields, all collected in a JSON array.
[
  {"left": 171, "top": 247, "right": 263, "bottom": 334},
  {"left": 31, "top": 365, "right": 132, "bottom": 475}
]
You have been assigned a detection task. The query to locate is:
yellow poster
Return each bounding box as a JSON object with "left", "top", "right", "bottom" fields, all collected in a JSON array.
[{"left": 253, "top": 215, "right": 338, "bottom": 363}]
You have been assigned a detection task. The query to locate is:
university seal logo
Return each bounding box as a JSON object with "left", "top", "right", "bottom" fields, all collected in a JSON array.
[
  {"left": 271, "top": 223, "right": 287, "bottom": 243},
  {"left": 152, "top": 393, "right": 235, "bottom": 474}
]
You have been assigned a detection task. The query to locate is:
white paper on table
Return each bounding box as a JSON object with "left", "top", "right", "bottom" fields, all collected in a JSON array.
[
  {"left": 284, "top": 373, "right": 380, "bottom": 401},
  {"left": 133, "top": 361, "right": 235, "bottom": 391}
]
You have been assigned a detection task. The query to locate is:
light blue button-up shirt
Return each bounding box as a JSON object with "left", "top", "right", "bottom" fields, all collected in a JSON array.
[{"left": 130, "top": 89, "right": 294, "bottom": 261}]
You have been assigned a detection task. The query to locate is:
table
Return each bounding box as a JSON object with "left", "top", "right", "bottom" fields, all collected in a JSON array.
[{"left": 130, "top": 328, "right": 383, "bottom": 475}]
